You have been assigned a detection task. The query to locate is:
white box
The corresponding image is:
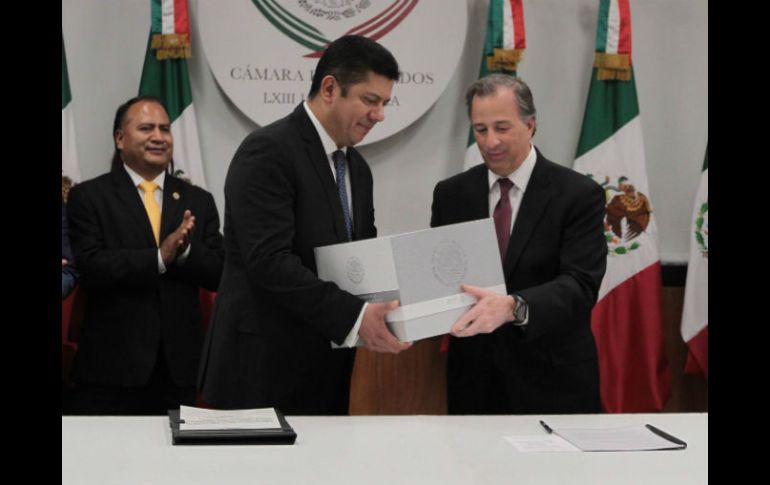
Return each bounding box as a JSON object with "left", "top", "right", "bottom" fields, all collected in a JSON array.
[{"left": 315, "top": 218, "right": 506, "bottom": 343}]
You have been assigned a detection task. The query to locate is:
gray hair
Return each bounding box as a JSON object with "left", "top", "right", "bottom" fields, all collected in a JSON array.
[{"left": 465, "top": 74, "right": 537, "bottom": 133}]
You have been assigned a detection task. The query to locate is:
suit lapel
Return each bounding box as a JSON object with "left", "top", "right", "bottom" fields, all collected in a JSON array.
[
  {"left": 110, "top": 167, "right": 157, "bottom": 247},
  {"left": 467, "top": 165, "right": 491, "bottom": 221},
  {"left": 161, "top": 173, "right": 186, "bottom": 242},
  {"left": 292, "top": 104, "right": 349, "bottom": 241},
  {"left": 503, "top": 155, "right": 554, "bottom": 276}
]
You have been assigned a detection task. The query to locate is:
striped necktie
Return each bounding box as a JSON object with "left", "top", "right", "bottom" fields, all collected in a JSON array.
[{"left": 332, "top": 150, "right": 353, "bottom": 240}]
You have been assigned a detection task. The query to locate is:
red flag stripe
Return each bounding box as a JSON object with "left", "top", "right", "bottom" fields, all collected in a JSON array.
[
  {"left": 591, "top": 262, "right": 670, "bottom": 412},
  {"left": 173, "top": 0, "right": 190, "bottom": 34},
  {"left": 510, "top": 0, "right": 526, "bottom": 49},
  {"left": 616, "top": 0, "right": 632, "bottom": 57},
  {"left": 684, "top": 326, "right": 708, "bottom": 378}
]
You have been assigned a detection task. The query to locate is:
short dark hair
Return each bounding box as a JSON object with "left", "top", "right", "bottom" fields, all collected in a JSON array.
[
  {"left": 110, "top": 95, "right": 171, "bottom": 171},
  {"left": 308, "top": 35, "right": 399, "bottom": 98},
  {"left": 465, "top": 74, "right": 537, "bottom": 135}
]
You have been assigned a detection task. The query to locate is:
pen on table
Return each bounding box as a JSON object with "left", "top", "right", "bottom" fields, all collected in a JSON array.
[
  {"left": 539, "top": 420, "right": 553, "bottom": 434},
  {"left": 645, "top": 424, "right": 688, "bottom": 448}
]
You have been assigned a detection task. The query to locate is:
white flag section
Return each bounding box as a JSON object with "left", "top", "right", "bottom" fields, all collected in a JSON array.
[
  {"left": 62, "top": 104, "right": 81, "bottom": 183},
  {"left": 170, "top": 105, "right": 207, "bottom": 188},
  {"left": 680, "top": 166, "right": 708, "bottom": 376},
  {"left": 575, "top": 117, "right": 660, "bottom": 299},
  {"left": 62, "top": 37, "right": 81, "bottom": 184},
  {"left": 464, "top": 143, "right": 485, "bottom": 171}
]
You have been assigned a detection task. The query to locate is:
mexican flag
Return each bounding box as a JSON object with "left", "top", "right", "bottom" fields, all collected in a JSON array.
[
  {"left": 573, "top": 0, "right": 670, "bottom": 412},
  {"left": 62, "top": 34, "right": 81, "bottom": 194},
  {"left": 463, "top": 0, "right": 526, "bottom": 171},
  {"left": 138, "top": 0, "right": 207, "bottom": 188},
  {"left": 680, "top": 146, "right": 708, "bottom": 378}
]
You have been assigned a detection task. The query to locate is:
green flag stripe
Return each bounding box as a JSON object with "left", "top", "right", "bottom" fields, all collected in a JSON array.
[
  {"left": 151, "top": 0, "right": 162, "bottom": 33},
  {"left": 476, "top": 43, "right": 492, "bottom": 80},
  {"left": 575, "top": 68, "right": 640, "bottom": 158},
  {"left": 702, "top": 143, "right": 708, "bottom": 171},
  {"left": 62, "top": 35, "right": 72, "bottom": 109},
  {"left": 467, "top": 129, "right": 476, "bottom": 147},
  {"left": 138, "top": 33, "right": 192, "bottom": 123},
  {"left": 485, "top": 0, "right": 503, "bottom": 57},
  {"left": 595, "top": 0, "right": 610, "bottom": 52}
]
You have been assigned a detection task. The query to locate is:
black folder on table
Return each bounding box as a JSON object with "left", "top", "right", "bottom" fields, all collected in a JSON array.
[{"left": 168, "top": 409, "right": 297, "bottom": 445}]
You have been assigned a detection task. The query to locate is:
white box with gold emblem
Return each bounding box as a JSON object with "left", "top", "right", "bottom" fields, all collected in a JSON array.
[{"left": 314, "top": 218, "right": 506, "bottom": 344}]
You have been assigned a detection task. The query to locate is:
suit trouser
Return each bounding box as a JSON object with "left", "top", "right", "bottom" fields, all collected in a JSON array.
[{"left": 70, "top": 345, "right": 195, "bottom": 415}]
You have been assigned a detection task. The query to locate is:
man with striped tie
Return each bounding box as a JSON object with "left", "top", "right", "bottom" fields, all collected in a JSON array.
[{"left": 198, "top": 36, "right": 410, "bottom": 415}]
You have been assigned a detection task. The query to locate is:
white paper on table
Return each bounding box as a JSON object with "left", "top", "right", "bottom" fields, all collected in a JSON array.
[
  {"left": 178, "top": 405, "right": 281, "bottom": 431},
  {"left": 504, "top": 435, "right": 581, "bottom": 453},
  {"left": 553, "top": 425, "right": 687, "bottom": 452}
]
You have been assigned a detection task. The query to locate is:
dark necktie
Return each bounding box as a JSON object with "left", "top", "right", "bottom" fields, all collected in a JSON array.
[
  {"left": 332, "top": 150, "right": 353, "bottom": 240},
  {"left": 494, "top": 178, "right": 513, "bottom": 262}
]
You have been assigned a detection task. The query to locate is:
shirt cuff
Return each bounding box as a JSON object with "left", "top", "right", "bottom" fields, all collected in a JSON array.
[
  {"left": 341, "top": 302, "right": 367, "bottom": 347},
  {"left": 176, "top": 243, "right": 192, "bottom": 266}
]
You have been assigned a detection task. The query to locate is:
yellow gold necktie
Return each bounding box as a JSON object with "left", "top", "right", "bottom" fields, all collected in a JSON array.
[{"left": 139, "top": 181, "right": 161, "bottom": 246}]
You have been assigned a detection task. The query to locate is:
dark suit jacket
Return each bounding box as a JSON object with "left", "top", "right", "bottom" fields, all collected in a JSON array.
[
  {"left": 67, "top": 168, "right": 224, "bottom": 388},
  {"left": 431, "top": 149, "right": 607, "bottom": 414},
  {"left": 198, "top": 104, "right": 376, "bottom": 414},
  {"left": 62, "top": 198, "right": 77, "bottom": 299}
]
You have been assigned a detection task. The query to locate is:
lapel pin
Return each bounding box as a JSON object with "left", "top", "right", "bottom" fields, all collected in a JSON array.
[{"left": 172, "top": 192, "right": 180, "bottom": 200}]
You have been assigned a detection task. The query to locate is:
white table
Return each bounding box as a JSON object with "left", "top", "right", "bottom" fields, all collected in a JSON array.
[{"left": 62, "top": 413, "right": 707, "bottom": 484}]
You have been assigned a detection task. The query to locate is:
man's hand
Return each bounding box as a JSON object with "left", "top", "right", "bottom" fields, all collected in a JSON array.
[
  {"left": 358, "top": 300, "right": 412, "bottom": 354},
  {"left": 450, "top": 284, "right": 516, "bottom": 337},
  {"left": 62, "top": 258, "right": 68, "bottom": 268},
  {"left": 160, "top": 210, "right": 195, "bottom": 265}
]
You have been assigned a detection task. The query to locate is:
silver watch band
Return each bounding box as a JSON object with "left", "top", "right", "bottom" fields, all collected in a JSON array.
[{"left": 511, "top": 294, "right": 528, "bottom": 326}]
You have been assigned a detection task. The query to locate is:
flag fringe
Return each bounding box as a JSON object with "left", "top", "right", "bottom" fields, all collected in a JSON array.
[
  {"left": 62, "top": 175, "right": 74, "bottom": 202},
  {"left": 487, "top": 48, "right": 524, "bottom": 72},
  {"left": 151, "top": 33, "right": 192, "bottom": 59},
  {"left": 594, "top": 53, "right": 631, "bottom": 81}
]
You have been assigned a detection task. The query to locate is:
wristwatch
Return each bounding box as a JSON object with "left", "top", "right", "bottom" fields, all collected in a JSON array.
[{"left": 511, "top": 294, "right": 528, "bottom": 326}]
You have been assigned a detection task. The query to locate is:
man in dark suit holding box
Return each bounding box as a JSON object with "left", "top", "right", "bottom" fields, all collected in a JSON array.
[
  {"left": 198, "top": 36, "right": 410, "bottom": 415},
  {"left": 431, "top": 74, "right": 607, "bottom": 414}
]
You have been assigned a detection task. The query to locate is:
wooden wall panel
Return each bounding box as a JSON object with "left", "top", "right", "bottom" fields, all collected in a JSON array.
[
  {"left": 349, "top": 337, "right": 446, "bottom": 415},
  {"left": 661, "top": 287, "right": 708, "bottom": 412}
]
